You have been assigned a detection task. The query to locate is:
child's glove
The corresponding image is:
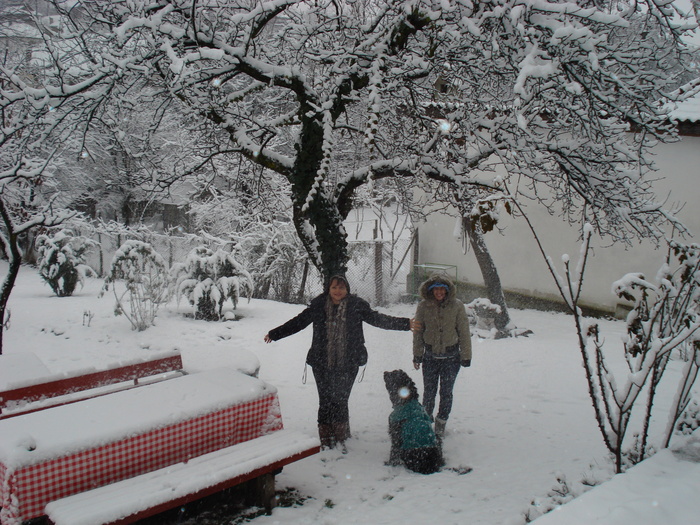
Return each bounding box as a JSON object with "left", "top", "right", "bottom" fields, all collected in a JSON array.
[{"left": 461, "top": 359, "right": 471, "bottom": 367}]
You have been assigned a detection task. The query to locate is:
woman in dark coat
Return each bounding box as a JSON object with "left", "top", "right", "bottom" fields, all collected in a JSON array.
[{"left": 264, "top": 275, "right": 414, "bottom": 450}]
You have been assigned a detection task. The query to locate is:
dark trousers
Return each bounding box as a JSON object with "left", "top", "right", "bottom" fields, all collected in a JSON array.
[
  {"left": 422, "top": 355, "right": 460, "bottom": 421},
  {"left": 312, "top": 366, "right": 359, "bottom": 425}
]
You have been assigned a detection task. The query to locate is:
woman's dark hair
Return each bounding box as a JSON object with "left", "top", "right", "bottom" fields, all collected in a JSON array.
[{"left": 326, "top": 275, "right": 351, "bottom": 294}]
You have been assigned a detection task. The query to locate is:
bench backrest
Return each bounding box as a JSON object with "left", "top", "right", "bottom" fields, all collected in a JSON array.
[{"left": 0, "top": 353, "right": 183, "bottom": 417}]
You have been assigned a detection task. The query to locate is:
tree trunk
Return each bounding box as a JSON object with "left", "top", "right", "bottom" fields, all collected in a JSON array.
[
  {"left": 462, "top": 216, "right": 511, "bottom": 335},
  {"left": 0, "top": 257, "right": 20, "bottom": 355},
  {"left": 292, "top": 197, "right": 348, "bottom": 286},
  {"left": 294, "top": 259, "right": 308, "bottom": 304},
  {"left": 290, "top": 113, "right": 350, "bottom": 286},
  {"left": 257, "top": 278, "right": 271, "bottom": 300},
  {"left": 0, "top": 200, "right": 23, "bottom": 355}
]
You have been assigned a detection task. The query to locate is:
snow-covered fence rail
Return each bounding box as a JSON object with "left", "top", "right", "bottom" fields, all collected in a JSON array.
[{"left": 77, "top": 225, "right": 202, "bottom": 278}]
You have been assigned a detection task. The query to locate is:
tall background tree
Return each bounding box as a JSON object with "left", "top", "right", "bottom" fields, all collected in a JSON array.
[
  {"left": 0, "top": 2, "right": 81, "bottom": 353},
  {"left": 36, "top": 0, "right": 689, "bottom": 271}
]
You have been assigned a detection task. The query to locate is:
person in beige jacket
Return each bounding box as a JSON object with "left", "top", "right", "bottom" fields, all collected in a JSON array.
[{"left": 413, "top": 275, "right": 472, "bottom": 438}]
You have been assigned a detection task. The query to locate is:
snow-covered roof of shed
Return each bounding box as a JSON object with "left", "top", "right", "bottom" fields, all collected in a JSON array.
[{"left": 669, "top": 90, "right": 700, "bottom": 123}]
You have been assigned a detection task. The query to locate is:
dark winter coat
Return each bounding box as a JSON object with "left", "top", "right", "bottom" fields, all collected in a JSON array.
[
  {"left": 267, "top": 293, "right": 411, "bottom": 369},
  {"left": 387, "top": 396, "right": 444, "bottom": 474},
  {"left": 413, "top": 275, "right": 472, "bottom": 362},
  {"left": 389, "top": 398, "right": 438, "bottom": 450}
]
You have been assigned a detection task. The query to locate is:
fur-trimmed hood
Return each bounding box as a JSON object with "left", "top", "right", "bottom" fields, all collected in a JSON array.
[{"left": 418, "top": 275, "right": 458, "bottom": 304}]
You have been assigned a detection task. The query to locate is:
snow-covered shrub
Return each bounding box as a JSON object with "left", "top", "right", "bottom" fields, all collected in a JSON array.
[
  {"left": 677, "top": 399, "right": 700, "bottom": 436},
  {"left": 171, "top": 247, "right": 253, "bottom": 321},
  {"left": 101, "top": 240, "right": 169, "bottom": 331},
  {"left": 36, "top": 229, "right": 97, "bottom": 297},
  {"left": 228, "top": 219, "right": 309, "bottom": 303},
  {"left": 466, "top": 297, "right": 502, "bottom": 330},
  {"left": 523, "top": 472, "right": 598, "bottom": 523},
  {"left": 536, "top": 225, "right": 700, "bottom": 472}
]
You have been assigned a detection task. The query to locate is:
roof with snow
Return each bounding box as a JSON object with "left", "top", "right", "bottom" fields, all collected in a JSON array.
[{"left": 669, "top": 91, "right": 700, "bottom": 123}]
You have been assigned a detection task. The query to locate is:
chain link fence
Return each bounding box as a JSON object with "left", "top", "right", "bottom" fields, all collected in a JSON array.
[
  {"left": 76, "top": 224, "right": 414, "bottom": 307},
  {"left": 304, "top": 237, "right": 414, "bottom": 306},
  {"left": 77, "top": 226, "right": 204, "bottom": 278}
]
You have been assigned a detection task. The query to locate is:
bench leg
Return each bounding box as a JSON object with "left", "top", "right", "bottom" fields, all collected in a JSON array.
[{"left": 245, "top": 472, "right": 276, "bottom": 514}]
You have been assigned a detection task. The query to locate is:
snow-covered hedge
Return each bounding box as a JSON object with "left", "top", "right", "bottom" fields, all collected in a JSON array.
[
  {"left": 36, "top": 229, "right": 97, "bottom": 297},
  {"left": 101, "top": 240, "right": 169, "bottom": 331},
  {"left": 171, "top": 247, "right": 253, "bottom": 321}
]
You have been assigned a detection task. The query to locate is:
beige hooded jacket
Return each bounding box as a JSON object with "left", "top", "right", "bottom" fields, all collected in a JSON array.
[{"left": 413, "top": 275, "right": 472, "bottom": 362}]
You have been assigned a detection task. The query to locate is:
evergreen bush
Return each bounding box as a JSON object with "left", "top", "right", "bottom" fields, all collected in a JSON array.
[
  {"left": 36, "top": 229, "right": 97, "bottom": 297},
  {"left": 172, "top": 247, "right": 253, "bottom": 321}
]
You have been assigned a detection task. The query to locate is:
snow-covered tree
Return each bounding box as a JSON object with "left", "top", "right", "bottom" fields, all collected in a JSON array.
[
  {"left": 230, "top": 220, "right": 309, "bottom": 303},
  {"left": 186, "top": 167, "right": 307, "bottom": 302},
  {"left": 36, "top": 229, "right": 97, "bottom": 297},
  {"left": 531, "top": 223, "right": 700, "bottom": 473},
  {"left": 16, "top": 0, "right": 699, "bottom": 288},
  {"left": 171, "top": 247, "right": 253, "bottom": 321},
  {"left": 0, "top": 1, "right": 103, "bottom": 352},
  {"left": 0, "top": 192, "right": 74, "bottom": 353},
  {"left": 101, "top": 240, "right": 169, "bottom": 331},
  {"left": 458, "top": 193, "right": 514, "bottom": 334}
]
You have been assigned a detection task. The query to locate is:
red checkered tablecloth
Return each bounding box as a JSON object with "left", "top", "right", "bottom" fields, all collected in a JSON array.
[{"left": 0, "top": 392, "right": 282, "bottom": 523}]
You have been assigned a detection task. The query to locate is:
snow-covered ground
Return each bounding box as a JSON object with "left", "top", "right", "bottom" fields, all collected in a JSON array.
[{"left": 1, "top": 262, "right": 698, "bottom": 524}]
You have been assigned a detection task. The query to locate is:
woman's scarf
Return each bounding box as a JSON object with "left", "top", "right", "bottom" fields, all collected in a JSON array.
[{"left": 325, "top": 296, "right": 348, "bottom": 368}]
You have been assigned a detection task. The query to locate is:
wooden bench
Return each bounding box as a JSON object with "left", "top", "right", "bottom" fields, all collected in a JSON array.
[
  {"left": 0, "top": 351, "right": 184, "bottom": 419},
  {"left": 45, "top": 428, "right": 320, "bottom": 525}
]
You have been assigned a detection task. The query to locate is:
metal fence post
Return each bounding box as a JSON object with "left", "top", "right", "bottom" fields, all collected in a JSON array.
[{"left": 374, "top": 240, "right": 384, "bottom": 306}]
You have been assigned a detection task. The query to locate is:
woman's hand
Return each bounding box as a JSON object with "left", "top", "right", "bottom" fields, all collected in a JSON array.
[
  {"left": 413, "top": 361, "right": 421, "bottom": 370},
  {"left": 410, "top": 318, "right": 422, "bottom": 332},
  {"left": 264, "top": 334, "right": 272, "bottom": 343}
]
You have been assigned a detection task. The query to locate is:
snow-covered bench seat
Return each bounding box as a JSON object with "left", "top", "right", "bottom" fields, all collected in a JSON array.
[
  {"left": 0, "top": 367, "right": 285, "bottom": 523},
  {"left": 0, "top": 351, "right": 184, "bottom": 419},
  {"left": 45, "top": 428, "right": 320, "bottom": 525}
]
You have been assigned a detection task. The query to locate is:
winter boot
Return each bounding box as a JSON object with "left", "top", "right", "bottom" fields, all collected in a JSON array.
[
  {"left": 333, "top": 421, "right": 351, "bottom": 453},
  {"left": 435, "top": 418, "right": 447, "bottom": 440},
  {"left": 318, "top": 424, "right": 335, "bottom": 450}
]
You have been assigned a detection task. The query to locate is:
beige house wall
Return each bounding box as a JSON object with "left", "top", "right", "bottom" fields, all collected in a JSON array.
[{"left": 415, "top": 135, "right": 700, "bottom": 315}]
